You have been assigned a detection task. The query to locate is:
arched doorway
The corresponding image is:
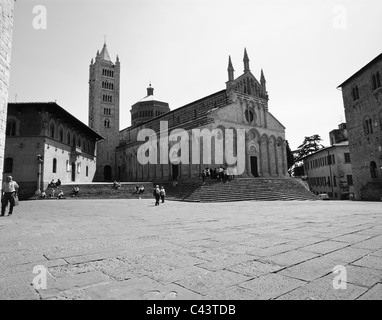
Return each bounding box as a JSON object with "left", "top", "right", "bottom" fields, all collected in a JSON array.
[
  {"left": 370, "top": 161, "right": 378, "bottom": 178},
  {"left": 71, "top": 162, "right": 76, "bottom": 181},
  {"left": 250, "top": 156, "right": 259, "bottom": 177},
  {"left": 104, "top": 165, "right": 112, "bottom": 181},
  {"left": 172, "top": 164, "right": 179, "bottom": 180}
]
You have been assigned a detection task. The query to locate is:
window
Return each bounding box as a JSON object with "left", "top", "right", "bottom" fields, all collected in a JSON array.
[
  {"left": 59, "top": 128, "right": 64, "bottom": 142},
  {"left": 344, "top": 153, "right": 351, "bottom": 163},
  {"left": 370, "top": 161, "right": 378, "bottom": 178},
  {"left": 53, "top": 158, "right": 57, "bottom": 173},
  {"left": 333, "top": 175, "right": 337, "bottom": 187},
  {"left": 372, "top": 72, "right": 381, "bottom": 90},
  {"left": 72, "top": 134, "right": 76, "bottom": 147},
  {"left": 50, "top": 123, "right": 55, "bottom": 138},
  {"left": 6, "top": 120, "right": 16, "bottom": 136},
  {"left": 245, "top": 110, "right": 254, "bottom": 122},
  {"left": 352, "top": 86, "right": 360, "bottom": 101},
  {"left": 346, "top": 175, "right": 353, "bottom": 186},
  {"left": 67, "top": 132, "right": 71, "bottom": 145},
  {"left": 86, "top": 166, "right": 89, "bottom": 177},
  {"left": 4, "top": 158, "right": 13, "bottom": 173},
  {"left": 327, "top": 176, "right": 331, "bottom": 186}
]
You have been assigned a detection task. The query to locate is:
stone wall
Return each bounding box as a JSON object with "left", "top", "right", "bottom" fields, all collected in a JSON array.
[
  {"left": 341, "top": 55, "right": 382, "bottom": 199},
  {"left": 0, "top": 0, "right": 15, "bottom": 188}
]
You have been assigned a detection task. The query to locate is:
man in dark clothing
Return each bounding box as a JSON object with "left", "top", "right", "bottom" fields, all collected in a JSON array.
[{"left": 154, "top": 185, "right": 160, "bottom": 206}]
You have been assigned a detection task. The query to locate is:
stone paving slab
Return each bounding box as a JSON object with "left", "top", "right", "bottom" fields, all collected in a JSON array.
[
  {"left": 322, "top": 247, "right": 372, "bottom": 264},
  {"left": 357, "top": 284, "right": 382, "bottom": 300},
  {"left": 175, "top": 270, "right": 251, "bottom": 296},
  {"left": 84, "top": 277, "right": 203, "bottom": 300},
  {"left": 238, "top": 273, "right": 306, "bottom": 300},
  {"left": 226, "top": 260, "right": 285, "bottom": 278},
  {"left": 259, "top": 250, "right": 320, "bottom": 267},
  {"left": 277, "top": 256, "right": 342, "bottom": 282},
  {"left": 0, "top": 199, "right": 381, "bottom": 300},
  {"left": 344, "top": 265, "right": 382, "bottom": 288},
  {"left": 351, "top": 255, "right": 382, "bottom": 271},
  {"left": 299, "top": 240, "right": 350, "bottom": 255},
  {"left": 276, "top": 275, "right": 369, "bottom": 300}
]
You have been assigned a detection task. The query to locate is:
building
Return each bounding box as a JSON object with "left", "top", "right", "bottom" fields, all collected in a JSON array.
[
  {"left": 88, "top": 43, "right": 120, "bottom": 181},
  {"left": 329, "top": 123, "right": 348, "bottom": 145},
  {"left": 4, "top": 102, "right": 103, "bottom": 199},
  {"left": 130, "top": 84, "right": 170, "bottom": 127},
  {"left": 0, "top": 0, "right": 16, "bottom": 188},
  {"left": 302, "top": 140, "right": 354, "bottom": 200},
  {"left": 114, "top": 49, "right": 288, "bottom": 181},
  {"left": 338, "top": 53, "right": 382, "bottom": 200}
]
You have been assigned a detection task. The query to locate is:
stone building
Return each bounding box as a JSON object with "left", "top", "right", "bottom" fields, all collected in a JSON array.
[
  {"left": 338, "top": 53, "right": 382, "bottom": 200},
  {"left": 0, "top": 0, "right": 15, "bottom": 188},
  {"left": 88, "top": 43, "right": 120, "bottom": 181},
  {"left": 115, "top": 49, "right": 288, "bottom": 181},
  {"left": 4, "top": 102, "right": 103, "bottom": 199},
  {"left": 302, "top": 136, "right": 354, "bottom": 200},
  {"left": 329, "top": 123, "right": 348, "bottom": 145}
]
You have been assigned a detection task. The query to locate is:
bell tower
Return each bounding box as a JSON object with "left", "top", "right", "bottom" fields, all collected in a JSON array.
[{"left": 88, "top": 42, "right": 120, "bottom": 181}]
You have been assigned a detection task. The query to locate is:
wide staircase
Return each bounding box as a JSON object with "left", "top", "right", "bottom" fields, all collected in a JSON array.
[
  {"left": 165, "top": 178, "right": 319, "bottom": 202},
  {"left": 43, "top": 177, "right": 318, "bottom": 202}
]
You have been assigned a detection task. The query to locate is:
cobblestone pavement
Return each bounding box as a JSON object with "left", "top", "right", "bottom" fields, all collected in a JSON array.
[{"left": 0, "top": 199, "right": 381, "bottom": 300}]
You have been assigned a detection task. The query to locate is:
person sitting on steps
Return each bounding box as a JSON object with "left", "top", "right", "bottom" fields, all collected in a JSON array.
[{"left": 70, "top": 186, "right": 79, "bottom": 197}]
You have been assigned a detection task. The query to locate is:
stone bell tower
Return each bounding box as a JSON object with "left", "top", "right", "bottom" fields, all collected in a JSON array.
[{"left": 88, "top": 42, "right": 120, "bottom": 181}]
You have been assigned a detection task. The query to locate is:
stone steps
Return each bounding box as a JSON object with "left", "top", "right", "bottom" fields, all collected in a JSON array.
[{"left": 39, "top": 178, "right": 318, "bottom": 202}]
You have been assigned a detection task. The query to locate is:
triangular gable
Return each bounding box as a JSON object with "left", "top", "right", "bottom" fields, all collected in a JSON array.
[{"left": 230, "top": 72, "right": 267, "bottom": 100}]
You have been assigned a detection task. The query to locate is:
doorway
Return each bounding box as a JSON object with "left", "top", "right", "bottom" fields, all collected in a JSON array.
[
  {"left": 172, "top": 164, "right": 179, "bottom": 180},
  {"left": 250, "top": 156, "right": 259, "bottom": 177},
  {"left": 104, "top": 165, "right": 112, "bottom": 181},
  {"left": 71, "top": 162, "right": 76, "bottom": 181}
]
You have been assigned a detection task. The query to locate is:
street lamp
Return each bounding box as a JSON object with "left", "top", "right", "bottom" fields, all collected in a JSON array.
[{"left": 35, "top": 154, "right": 44, "bottom": 195}]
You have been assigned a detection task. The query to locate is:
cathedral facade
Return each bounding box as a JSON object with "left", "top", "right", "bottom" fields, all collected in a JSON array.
[{"left": 89, "top": 46, "right": 288, "bottom": 181}]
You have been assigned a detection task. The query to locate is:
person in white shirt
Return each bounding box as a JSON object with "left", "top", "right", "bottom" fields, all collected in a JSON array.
[{"left": 1, "top": 176, "right": 19, "bottom": 216}]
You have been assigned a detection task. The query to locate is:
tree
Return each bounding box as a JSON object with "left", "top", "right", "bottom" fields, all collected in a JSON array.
[
  {"left": 296, "top": 134, "right": 324, "bottom": 161},
  {"left": 285, "top": 140, "right": 295, "bottom": 170}
]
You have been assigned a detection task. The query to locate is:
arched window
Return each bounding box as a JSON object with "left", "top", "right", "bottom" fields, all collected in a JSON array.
[
  {"left": 4, "top": 158, "right": 13, "bottom": 173},
  {"left": 59, "top": 128, "right": 64, "bottom": 142},
  {"left": 370, "top": 161, "right": 378, "bottom": 178},
  {"left": 67, "top": 132, "right": 71, "bottom": 145},
  {"left": 77, "top": 137, "right": 81, "bottom": 148},
  {"left": 72, "top": 134, "right": 76, "bottom": 147},
  {"left": 50, "top": 123, "right": 55, "bottom": 138},
  {"left": 369, "top": 119, "right": 373, "bottom": 134},
  {"left": 6, "top": 120, "right": 16, "bottom": 136},
  {"left": 53, "top": 158, "right": 57, "bottom": 173}
]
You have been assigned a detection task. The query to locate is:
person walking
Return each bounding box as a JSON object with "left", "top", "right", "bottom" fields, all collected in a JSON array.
[
  {"left": 153, "top": 185, "right": 160, "bottom": 206},
  {"left": 159, "top": 186, "right": 166, "bottom": 203},
  {"left": 1, "top": 176, "right": 19, "bottom": 216}
]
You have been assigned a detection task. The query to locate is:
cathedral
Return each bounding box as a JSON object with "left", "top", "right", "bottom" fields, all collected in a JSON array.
[{"left": 88, "top": 45, "right": 288, "bottom": 181}]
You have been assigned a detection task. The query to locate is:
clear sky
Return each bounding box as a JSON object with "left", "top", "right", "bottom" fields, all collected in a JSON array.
[{"left": 8, "top": 0, "right": 382, "bottom": 150}]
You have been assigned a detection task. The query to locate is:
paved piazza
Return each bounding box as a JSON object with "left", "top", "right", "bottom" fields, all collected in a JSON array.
[{"left": 0, "top": 199, "right": 381, "bottom": 300}]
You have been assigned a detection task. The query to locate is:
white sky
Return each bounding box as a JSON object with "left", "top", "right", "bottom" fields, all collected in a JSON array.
[{"left": 8, "top": 0, "right": 382, "bottom": 150}]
